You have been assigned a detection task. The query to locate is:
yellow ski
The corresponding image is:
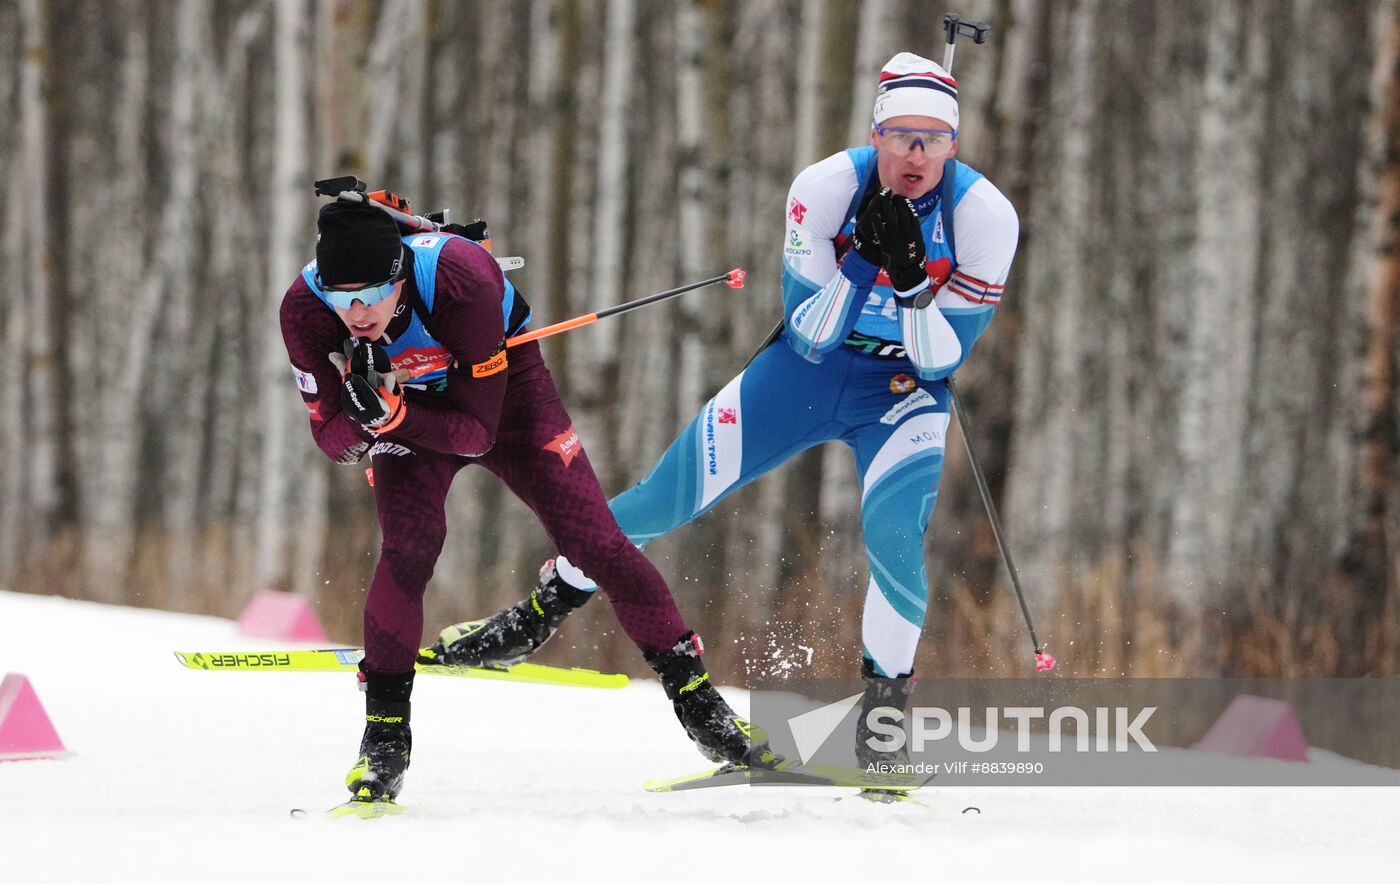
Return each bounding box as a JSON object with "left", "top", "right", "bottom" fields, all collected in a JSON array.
[
  {"left": 644, "top": 761, "right": 933, "bottom": 793},
  {"left": 173, "top": 648, "right": 628, "bottom": 689},
  {"left": 326, "top": 799, "right": 408, "bottom": 819}
]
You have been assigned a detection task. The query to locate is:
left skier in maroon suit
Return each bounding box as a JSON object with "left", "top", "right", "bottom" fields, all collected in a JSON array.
[{"left": 279, "top": 199, "right": 757, "bottom": 807}]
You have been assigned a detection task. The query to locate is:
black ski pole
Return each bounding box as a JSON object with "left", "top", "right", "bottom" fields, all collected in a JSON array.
[
  {"left": 939, "top": 11, "right": 1053, "bottom": 670},
  {"left": 947, "top": 378, "right": 1054, "bottom": 671}
]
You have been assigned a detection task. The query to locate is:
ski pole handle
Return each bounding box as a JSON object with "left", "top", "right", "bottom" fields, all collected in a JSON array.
[
  {"left": 506, "top": 268, "right": 746, "bottom": 348},
  {"left": 506, "top": 313, "right": 599, "bottom": 348},
  {"left": 941, "top": 12, "right": 991, "bottom": 73}
]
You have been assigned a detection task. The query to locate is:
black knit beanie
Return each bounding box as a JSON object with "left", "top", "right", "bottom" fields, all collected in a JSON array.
[{"left": 315, "top": 201, "right": 404, "bottom": 287}]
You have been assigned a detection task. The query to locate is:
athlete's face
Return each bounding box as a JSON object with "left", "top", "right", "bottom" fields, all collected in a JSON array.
[
  {"left": 871, "top": 114, "right": 957, "bottom": 199},
  {"left": 331, "top": 280, "right": 404, "bottom": 340}
]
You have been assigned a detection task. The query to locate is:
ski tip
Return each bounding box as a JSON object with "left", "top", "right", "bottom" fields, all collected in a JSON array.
[
  {"left": 857, "top": 788, "right": 914, "bottom": 804},
  {"left": 327, "top": 799, "right": 407, "bottom": 820},
  {"left": 642, "top": 769, "right": 723, "bottom": 792},
  {"left": 580, "top": 671, "right": 629, "bottom": 689},
  {"left": 643, "top": 764, "right": 748, "bottom": 793}
]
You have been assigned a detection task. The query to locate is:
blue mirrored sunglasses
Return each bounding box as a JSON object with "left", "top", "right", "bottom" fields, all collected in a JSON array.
[
  {"left": 874, "top": 125, "right": 958, "bottom": 156},
  {"left": 316, "top": 251, "right": 405, "bottom": 310}
]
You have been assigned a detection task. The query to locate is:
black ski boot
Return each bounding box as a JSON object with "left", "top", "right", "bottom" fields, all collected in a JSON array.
[
  {"left": 854, "top": 659, "right": 916, "bottom": 802},
  {"left": 345, "top": 669, "right": 413, "bottom": 803},
  {"left": 420, "top": 559, "right": 594, "bottom": 669},
  {"left": 646, "top": 632, "right": 778, "bottom": 769}
]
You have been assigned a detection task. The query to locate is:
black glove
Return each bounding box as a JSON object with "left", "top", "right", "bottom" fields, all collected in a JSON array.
[
  {"left": 346, "top": 337, "right": 392, "bottom": 380},
  {"left": 330, "top": 339, "right": 406, "bottom": 432},
  {"left": 849, "top": 187, "right": 889, "bottom": 266},
  {"left": 868, "top": 188, "right": 929, "bottom": 299}
]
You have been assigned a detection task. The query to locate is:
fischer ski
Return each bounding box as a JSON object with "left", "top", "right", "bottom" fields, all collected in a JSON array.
[
  {"left": 324, "top": 798, "right": 408, "bottom": 820},
  {"left": 644, "top": 762, "right": 823, "bottom": 792},
  {"left": 644, "top": 760, "right": 934, "bottom": 794},
  {"left": 173, "top": 648, "right": 628, "bottom": 689}
]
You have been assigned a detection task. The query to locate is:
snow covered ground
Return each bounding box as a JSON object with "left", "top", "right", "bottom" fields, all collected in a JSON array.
[{"left": 2, "top": 589, "right": 1397, "bottom": 883}]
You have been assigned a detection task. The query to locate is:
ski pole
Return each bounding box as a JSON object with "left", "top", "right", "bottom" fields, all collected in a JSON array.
[
  {"left": 936, "top": 12, "right": 1052, "bottom": 671},
  {"left": 505, "top": 269, "right": 746, "bottom": 348},
  {"left": 946, "top": 377, "right": 1054, "bottom": 671}
]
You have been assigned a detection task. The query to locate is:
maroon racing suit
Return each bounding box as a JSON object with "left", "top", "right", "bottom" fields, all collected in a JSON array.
[{"left": 279, "top": 236, "right": 690, "bottom": 675}]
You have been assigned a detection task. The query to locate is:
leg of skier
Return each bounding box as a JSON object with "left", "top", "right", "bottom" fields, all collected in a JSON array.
[
  {"left": 429, "top": 340, "right": 842, "bottom": 675},
  {"left": 474, "top": 373, "right": 693, "bottom": 657},
  {"left": 435, "top": 364, "right": 773, "bottom": 765},
  {"left": 844, "top": 369, "right": 949, "bottom": 795},
  {"left": 613, "top": 341, "right": 843, "bottom": 544},
  {"left": 851, "top": 401, "right": 947, "bottom": 680},
  {"left": 346, "top": 445, "right": 464, "bottom": 803}
]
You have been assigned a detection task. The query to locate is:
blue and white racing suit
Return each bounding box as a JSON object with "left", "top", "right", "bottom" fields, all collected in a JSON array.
[{"left": 564, "top": 146, "right": 1018, "bottom": 677}]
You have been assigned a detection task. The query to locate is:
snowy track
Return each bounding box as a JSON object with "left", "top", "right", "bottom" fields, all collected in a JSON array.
[{"left": 2, "top": 590, "right": 1396, "bottom": 882}]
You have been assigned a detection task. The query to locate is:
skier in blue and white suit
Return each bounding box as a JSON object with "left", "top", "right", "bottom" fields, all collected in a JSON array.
[
  {"left": 437, "top": 53, "right": 1019, "bottom": 737},
  {"left": 769, "top": 52, "right": 1019, "bottom": 682}
]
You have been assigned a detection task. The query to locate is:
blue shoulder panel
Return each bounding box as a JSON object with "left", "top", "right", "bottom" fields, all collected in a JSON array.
[
  {"left": 402, "top": 233, "right": 452, "bottom": 312},
  {"left": 405, "top": 233, "right": 524, "bottom": 332}
]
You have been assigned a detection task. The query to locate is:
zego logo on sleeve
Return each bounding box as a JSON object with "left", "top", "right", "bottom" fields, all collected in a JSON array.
[{"left": 471, "top": 350, "right": 508, "bottom": 378}]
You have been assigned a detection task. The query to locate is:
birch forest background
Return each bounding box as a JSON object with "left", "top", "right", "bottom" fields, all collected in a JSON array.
[{"left": 2, "top": 0, "right": 1397, "bottom": 681}]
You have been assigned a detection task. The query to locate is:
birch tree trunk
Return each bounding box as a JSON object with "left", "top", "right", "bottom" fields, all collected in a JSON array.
[
  {"left": 17, "top": 0, "right": 60, "bottom": 565},
  {"left": 255, "top": 0, "right": 309, "bottom": 590},
  {"left": 571, "top": 0, "right": 634, "bottom": 484},
  {"left": 846, "top": 0, "right": 888, "bottom": 146},
  {"left": 525, "top": 0, "right": 561, "bottom": 343},
  {"left": 614, "top": 0, "right": 694, "bottom": 476},
  {"left": 363, "top": 0, "right": 423, "bottom": 187},
  {"left": 735, "top": 0, "right": 792, "bottom": 604},
  {"left": 82, "top": 0, "right": 161, "bottom": 603},
  {"left": 156, "top": 0, "right": 213, "bottom": 610},
  {"left": 0, "top": 2, "right": 28, "bottom": 577},
  {"left": 792, "top": 0, "right": 828, "bottom": 170},
  {"left": 1350, "top": 0, "right": 1400, "bottom": 668}
]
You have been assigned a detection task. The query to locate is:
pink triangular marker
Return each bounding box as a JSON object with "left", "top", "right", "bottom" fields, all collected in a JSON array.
[
  {"left": 0, "top": 674, "right": 70, "bottom": 761},
  {"left": 1196, "top": 694, "right": 1309, "bottom": 762},
  {"left": 236, "top": 589, "right": 329, "bottom": 642}
]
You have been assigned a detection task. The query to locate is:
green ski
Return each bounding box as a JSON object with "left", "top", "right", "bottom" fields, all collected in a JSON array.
[
  {"left": 324, "top": 798, "right": 408, "bottom": 820},
  {"left": 644, "top": 760, "right": 934, "bottom": 793},
  {"left": 174, "top": 648, "right": 628, "bottom": 689}
]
